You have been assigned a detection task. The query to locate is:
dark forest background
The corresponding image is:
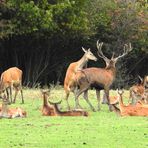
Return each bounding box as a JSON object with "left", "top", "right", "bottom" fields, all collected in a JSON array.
[{"left": 0, "top": 0, "right": 148, "bottom": 88}]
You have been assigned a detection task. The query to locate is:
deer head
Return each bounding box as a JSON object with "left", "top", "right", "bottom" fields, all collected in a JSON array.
[
  {"left": 82, "top": 47, "right": 97, "bottom": 61},
  {"left": 96, "top": 40, "right": 132, "bottom": 68}
]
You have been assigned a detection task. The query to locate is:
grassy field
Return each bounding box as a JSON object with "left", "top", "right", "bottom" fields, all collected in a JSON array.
[{"left": 0, "top": 88, "right": 147, "bottom": 148}]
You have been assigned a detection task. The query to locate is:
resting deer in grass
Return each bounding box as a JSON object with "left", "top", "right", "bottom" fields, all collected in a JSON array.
[
  {"left": 114, "top": 90, "right": 148, "bottom": 116},
  {"left": 128, "top": 76, "right": 145, "bottom": 105},
  {"left": 41, "top": 89, "right": 88, "bottom": 116},
  {"left": 64, "top": 47, "right": 97, "bottom": 109},
  {"left": 0, "top": 67, "right": 24, "bottom": 104},
  {"left": 0, "top": 95, "right": 26, "bottom": 119},
  {"left": 41, "top": 89, "right": 55, "bottom": 116},
  {"left": 71, "top": 40, "right": 132, "bottom": 111},
  {"left": 48, "top": 100, "right": 88, "bottom": 116}
]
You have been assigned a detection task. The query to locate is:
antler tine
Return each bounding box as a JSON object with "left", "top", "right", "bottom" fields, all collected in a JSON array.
[
  {"left": 114, "top": 43, "right": 132, "bottom": 60},
  {"left": 96, "top": 40, "right": 109, "bottom": 60}
]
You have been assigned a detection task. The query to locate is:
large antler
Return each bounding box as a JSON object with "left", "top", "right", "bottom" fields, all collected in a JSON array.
[
  {"left": 114, "top": 43, "right": 132, "bottom": 61},
  {"left": 96, "top": 40, "right": 109, "bottom": 61}
]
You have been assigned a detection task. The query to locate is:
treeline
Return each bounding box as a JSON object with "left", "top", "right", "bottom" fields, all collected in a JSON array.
[{"left": 0, "top": 0, "right": 147, "bottom": 87}]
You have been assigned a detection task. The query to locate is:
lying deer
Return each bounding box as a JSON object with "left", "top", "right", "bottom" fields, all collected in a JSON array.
[
  {"left": 0, "top": 95, "right": 26, "bottom": 119},
  {"left": 70, "top": 40, "right": 132, "bottom": 111},
  {"left": 129, "top": 76, "right": 145, "bottom": 105},
  {"left": 41, "top": 89, "right": 55, "bottom": 116},
  {"left": 113, "top": 90, "right": 148, "bottom": 117},
  {"left": 64, "top": 47, "right": 97, "bottom": 110},
  {"left": 0, "top": 67, "right": 24, "bottom": 104},
  {"left": 41, "top": 90, "right": 88, "bottom": 116}
]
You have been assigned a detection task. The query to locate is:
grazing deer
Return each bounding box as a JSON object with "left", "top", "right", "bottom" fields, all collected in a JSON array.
[
  {"left": 128, "top": 76, "right": 148, "bottom": 105},
  {"left": 41, "top": 89, "right": 88, "bottom": 116},
  {"left": 71, "top": 40, "right": 132, "bottom": 111},
  {"left": 0, "top": 95, "right": 26, "bottom": 119},
  {"left": 0, "top": 67, "right": 24, "bottom": 104},
  {"left": 64, "top": 47, "right": 97, "bottom": 109},
  {"left": 113, "top": 90, "right": 148, "bottom": 117}
]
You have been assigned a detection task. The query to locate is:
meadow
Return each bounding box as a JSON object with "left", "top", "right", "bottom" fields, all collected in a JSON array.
[{"left": 0, "top": 88, "right": 147, "bottom": 148}]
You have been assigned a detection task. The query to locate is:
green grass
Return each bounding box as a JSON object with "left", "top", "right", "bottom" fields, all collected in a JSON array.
[{"left": 0, "top": 88, "right": 148, "bottom": 148}]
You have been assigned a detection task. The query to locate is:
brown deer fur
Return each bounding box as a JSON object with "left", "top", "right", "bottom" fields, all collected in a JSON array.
[
  {"left": 41, "top": 90, "right": 55, "bottom": 116},
  {"left": 64, "top": 48, "right": 97, "bottom": 110},
  {"left": 129, "top": 76, "right": 145, "bottom": 105},
  {"left": 48, "top": 100, "right": 88, "bottom": 117},
  {"left": 0, "top": 95, "right": 26, "bottom": 119},
  {"left": 113, "top": 90, "right": 148, "bottom": 117},
  {"left": 41, "top": 90, "right": 88, "bottom": 116},
  {"left": 71, "top": 41, "right": 132, "bottom": 111},
  {"left": 0, "top": 67, "right": 24, "bottom": 104}
]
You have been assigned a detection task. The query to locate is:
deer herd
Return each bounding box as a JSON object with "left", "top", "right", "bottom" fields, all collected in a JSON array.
[{"left": 0, "top": 40, "right": 148, "bottom": 119}]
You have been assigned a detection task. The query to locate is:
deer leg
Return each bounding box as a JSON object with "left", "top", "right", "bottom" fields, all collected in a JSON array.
[
  {"left": 20, "top": 88, "right": 24, "bottom": 104},
  {"left": 104, "top": 88, "right": 113, "bottom": 112},
  {"left": 83, "top": 90, "right": 96, "bottom": 112},
  {"left": 65, "top": 91, "right": 70, "bottom": 110},
  {"left": 13, "top": 89, "right": 18, "bottom": 103},
  {"left": 19, "top": 85, "right": 24, "bottom": 104},
  {"left": 74, "top": 87, "right": 87, "bottom": 110},
  {"left": 96, "top": 90, "right": 101, "bottom": 111},
  {"left": 6, "top": 88, "right": 10, "bottom": 104},
  {"left": 102, "top": 91, "right": 108, "bottom": 104},
  {"left": 9, "top": 87, "right": 12, "bottom": 103}
]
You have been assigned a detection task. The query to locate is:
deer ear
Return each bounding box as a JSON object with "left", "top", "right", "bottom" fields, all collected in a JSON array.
[
  {"left": 138, "top": 75, "right": 143, "bottom": 83},
  {"left": 82, "top": 47, "right": 87, "bottom": 53},
  {"left": 88, "top": 48, "right": 91, "bottom": 52}
]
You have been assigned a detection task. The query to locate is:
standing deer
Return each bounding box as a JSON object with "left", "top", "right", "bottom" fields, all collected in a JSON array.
[
  {"left": 113, "top": 90, "right": 148, "bottom": 117},
  {"left": 71, "top": 40, "right": 132, "bottom": 111},
  {"left": 64, "top": 47, "right": 97, "bottom": 109},
  {"left": 0, "top": 67, "right": 24, "bottom": 104}
]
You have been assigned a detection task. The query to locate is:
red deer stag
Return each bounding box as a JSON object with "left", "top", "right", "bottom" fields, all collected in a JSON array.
[
  {"left": 41, "top": 89, "right": 88, "bottom": 116},
  {"left": 0, "top": 67, "right": 24, "bottom": 104},
  {"left": 64, "top": 47, "right": 97, "bottom": 109},
  {"left": 0, "top": 95, "right": 26, "bottom": 119},
  {"left": 71, "top": 40, "right": 132, "bottom": 111},
  {"left": 128, "top": 76, "right": 145, "bottom": 105},
  {"left": 113, "top": 90, "right": 148, "bottom": 117}
]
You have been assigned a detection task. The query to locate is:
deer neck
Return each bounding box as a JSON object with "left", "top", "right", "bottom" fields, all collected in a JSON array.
[
  {"left": 76, "top": 55, "right": 88, "bottom": 71},
  {"left": 105, "top": 66, "right": 116, "bottom": 82},
  {"left": 118, "top": 94, "right": 125, "bottom": 110},
  {"left": 43, "top": 94, "right": 48, "bottom": 107}
]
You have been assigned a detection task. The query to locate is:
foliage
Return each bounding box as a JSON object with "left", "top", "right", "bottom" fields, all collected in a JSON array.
[{"left": 0, "top": 0, "right": 147, "bottom": 86}]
